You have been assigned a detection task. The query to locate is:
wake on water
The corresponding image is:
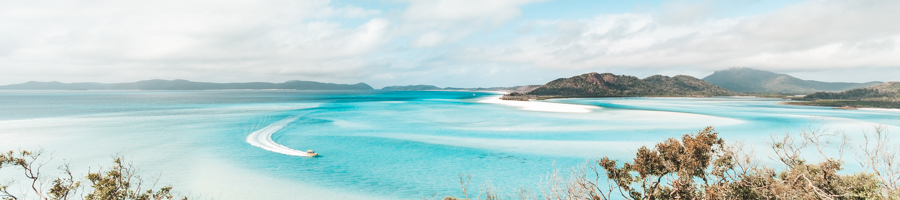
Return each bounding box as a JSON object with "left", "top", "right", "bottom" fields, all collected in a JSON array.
[{"left": 246, "top": 116, "right": 315, "bottom": 157}]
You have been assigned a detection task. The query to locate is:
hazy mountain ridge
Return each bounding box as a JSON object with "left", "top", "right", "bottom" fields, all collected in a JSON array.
[
  {"left": 381, "top": 85, "right": 443, "bottom": 91},
  {"left": 802, "top": 82, "right": 900, "bottom": 101},
  {"left": 703, "top": 68, "right": 882, "bottom": 94},
  {"left": 784, "top": 82, "right": 900, "bottom": 109},
  {"left": 382, "top": 85, "right": 541, "bottom": 93},
  {"left": 526, "top": 72, "right": 736, "bottom": 97},
  {"left": 0, "top": 79, "right": 374, "bottom": 90}
]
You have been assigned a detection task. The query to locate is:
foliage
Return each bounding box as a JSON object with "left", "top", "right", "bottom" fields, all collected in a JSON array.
[
  {"left": 439, "top": 125, "right": 900, "bottom": 200},
  {"left": 0, "top": 151, "right": 186, "bottom": 200},
  {"left": 596, "top": 127, "right": 730, "bottom": 200}
]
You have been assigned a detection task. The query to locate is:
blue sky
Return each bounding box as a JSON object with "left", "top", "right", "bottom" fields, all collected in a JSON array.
[{"left": 0, "top": 0, "right": 897, "bottom": 88}]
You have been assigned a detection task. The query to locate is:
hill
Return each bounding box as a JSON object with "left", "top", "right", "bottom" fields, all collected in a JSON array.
[
  {"left": 802, "top": 82, "right": 900, "bottom": 101},
  {"left": 702, "top": 68, "right": 882, "bottom": 94},
  {"left": 381, "top": 85, "right": 443, "bottom": 91},
  {"left": 0, "top": 80, "right": 374, "bottom": 90},
  {"left": 525, "top": 72, "right": 736, "bottom": 97},
  {"left": 785, "top": 82, "right": 900, "bottom": 109}
]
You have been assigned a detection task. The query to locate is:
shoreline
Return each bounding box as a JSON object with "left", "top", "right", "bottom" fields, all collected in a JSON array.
[
  {"left": 858, "top": 107, "right": 900, "bottom": 112},
  {"left": 782, "top": 100, "right": 900, "bottom": 110},
  {"left": 477, "top": 95, "right": 598, "bottom": 113}
]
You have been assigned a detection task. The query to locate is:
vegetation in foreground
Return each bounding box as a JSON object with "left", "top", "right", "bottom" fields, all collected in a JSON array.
[
  {"left": 5, "top": 125, "right": 899, "bottom": 200},
  {"left": 437, "top": 125, "right": 900, "bottom": 200},
  {"left": 1, "top": 152, "right": 187, "bottom": 200}
]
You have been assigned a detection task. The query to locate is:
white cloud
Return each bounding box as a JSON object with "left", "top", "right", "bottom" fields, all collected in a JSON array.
[
  {"left": 0, "top": 0, "right": 390, "bottom": 84},
  {"left": 398, "top": 0, "right": 542, "bottom": 47},
  {"left": 657, "top": 0, "right": 718, "bottom": 25},
  {"left": 0, "top": 0, "right": 898, "bottom": 87},
  {"left": 470, "top": 0, "right": 900, "bottom": 75},
  {"left": 314, "top": 5, "right": 382, "bottom": 18}
]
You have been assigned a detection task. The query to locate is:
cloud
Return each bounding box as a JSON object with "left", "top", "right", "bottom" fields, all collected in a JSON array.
[
  {"left": 657, "top": 0, "right": 717, "bottom": 25},
  {"left": 314, "top": 5, "right": 382, "bottom": 18},
  {"left": 0, "top": 0, "right": 898, "bottom": 86},
  {"left": 467, "top": 0, "right": 900, "bottom": 75},
  {"left": 0, "top": 0, "right": 551, "bottom": 85},
  {"left": 0, "top": 0, "right": 393, "bottom": 84},
  {"left": 398, "top": 0, "right": 542, "bottom": 47}
]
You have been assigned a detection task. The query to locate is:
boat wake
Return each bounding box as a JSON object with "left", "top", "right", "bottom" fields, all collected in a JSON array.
[{"left": 246, "top": 116, "right": 315, "bottom": 157}]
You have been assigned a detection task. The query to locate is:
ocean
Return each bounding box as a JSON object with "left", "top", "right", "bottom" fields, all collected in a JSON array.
[{"left": 1, "top": 90, "right": 898, "bottom": 199}]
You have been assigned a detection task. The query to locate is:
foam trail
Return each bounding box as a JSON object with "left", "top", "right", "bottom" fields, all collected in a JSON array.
[{"left": 246, "top": 116, "right": 314, "bottom": 157}]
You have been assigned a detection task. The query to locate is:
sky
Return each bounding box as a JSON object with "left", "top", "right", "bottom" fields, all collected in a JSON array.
[{"left": 1, "top": 0, "right": 899, "bottom": 88}]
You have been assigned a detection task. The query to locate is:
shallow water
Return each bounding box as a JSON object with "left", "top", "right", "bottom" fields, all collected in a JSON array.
[{"left": 0, "top": 90, "right": 898, "bottom": 199}]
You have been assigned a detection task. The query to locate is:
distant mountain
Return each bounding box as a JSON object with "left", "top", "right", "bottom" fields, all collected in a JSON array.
[
  {"left": 446, "top": 85, "right": 542, "bottom": 93},
  {"left": 702, "top": 68, "right": 882, "bottom": 94},
  {"left": 381, "top": 85, "right": 442, "bottom": 91},
  {"left": 802, "top": 82, "right": 900, "bottom": 101},
  {"left": 526, "top": 72, "right": 736, "bottom": 97},
  {"left": 0, "top": 80, "right": 374, "bottom": 90},
  {"left": 785, "top": 82, "right": 900, "bottom": 109},
  {"left": 381, "top": 85, "right": 542, "bottom": 93}
]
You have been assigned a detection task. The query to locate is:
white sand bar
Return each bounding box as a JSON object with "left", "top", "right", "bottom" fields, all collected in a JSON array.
[
  {"left": 478, "top": 95, "right": 597, "bottom": 113},
  {"left": 246, "top": 116, "right": 315, "bottom": 157},
  {"left": 859, "top": 108, "right": 900, "bottom": 112}
]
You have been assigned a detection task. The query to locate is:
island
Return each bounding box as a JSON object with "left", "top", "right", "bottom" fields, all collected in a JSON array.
[
  {"left": 501, "top": 72, "right": 737, "bottom": 100},
  {"left": 702, "top": 68, "right": 883, "bottom": 94},
  {"left": 786, "top": 82, "right": 900, "bottom": 109},
  {"left": 0, "top": 79, "right": 374, "bottom": 90}
]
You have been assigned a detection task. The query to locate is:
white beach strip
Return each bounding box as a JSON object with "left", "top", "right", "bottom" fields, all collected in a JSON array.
[
  {"left": 858, "top": 108, "right": 900, "bottom": 112},
  {"left": 246, "top": 116, "right": 314, "bottom": 157},
  {"left": 477, "top": 95, "right": 597, "bottom": 113}
]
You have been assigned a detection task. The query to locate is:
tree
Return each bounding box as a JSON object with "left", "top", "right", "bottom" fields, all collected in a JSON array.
[
  {"left": 441, "top": 125, "right": 898, "bottom": 200},
  {"left": 0, "top": 150, "right": 186, "bottom": 200}
]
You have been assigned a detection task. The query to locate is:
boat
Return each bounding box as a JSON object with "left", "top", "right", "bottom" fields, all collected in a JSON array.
[{"left": 306, "top": 150, "right": 319, "bottom": 157}]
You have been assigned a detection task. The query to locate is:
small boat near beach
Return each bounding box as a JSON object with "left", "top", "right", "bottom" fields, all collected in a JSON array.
[{"left": 306, "top": 150, "right": 319, "bottom": 157}]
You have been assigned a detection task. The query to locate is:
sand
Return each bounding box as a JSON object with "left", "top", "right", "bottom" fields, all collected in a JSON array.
[{"left": 477, "top": 95, "right": 597, "bottom": 113}]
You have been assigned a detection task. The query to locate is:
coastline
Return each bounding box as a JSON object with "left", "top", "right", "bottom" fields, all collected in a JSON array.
[
  {"left": 782, "top": 100, "right": 900, "bottom": 110},
  {"left": 858, "top": 107, "right": 900, "bottom": 112},
  {"left": 477, "top": 95, "right": 598, "bottom": 113}
]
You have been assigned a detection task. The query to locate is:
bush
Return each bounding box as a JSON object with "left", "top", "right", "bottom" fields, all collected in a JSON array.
[
  {"left": 0, "top": 150, "right": 187, "bottom": 200},
  {"left": 439, "top": 125, "right": 900, "bottom": 200}
]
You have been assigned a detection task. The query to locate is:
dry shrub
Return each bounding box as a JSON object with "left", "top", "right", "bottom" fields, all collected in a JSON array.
[{"left": 444, "top": 125, "right": 900, "bottom": 200}]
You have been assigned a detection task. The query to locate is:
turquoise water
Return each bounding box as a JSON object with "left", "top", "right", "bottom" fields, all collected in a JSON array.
[{"left": 0, "top": 90, "right": 898, "bottom": 199}]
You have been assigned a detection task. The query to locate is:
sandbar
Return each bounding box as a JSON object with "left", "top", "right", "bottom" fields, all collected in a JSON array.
[{"left": 477, "top": 95, "right": 597, "bottom": 113}]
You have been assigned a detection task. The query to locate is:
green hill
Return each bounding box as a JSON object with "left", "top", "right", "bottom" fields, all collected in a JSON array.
[
  {"left": 0, "top": 80, "right": 374, "bottom": 90},
  {"left": 786, "top": 82, "right": 900, "bottom": 109},
  {"left": 802, "top": 82, "right": 900, "bottom": 101},
  {"left": 702, "top": 68, "right": 882, "bottom": 94},
  {"left": 526, "top": 72, "right": 736, "bottom": 97}
]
